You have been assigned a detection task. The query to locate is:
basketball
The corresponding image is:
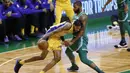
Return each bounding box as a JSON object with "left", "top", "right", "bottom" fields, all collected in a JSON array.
[{"left": 37, "top": 40, "right": 48, "bottom": 50}]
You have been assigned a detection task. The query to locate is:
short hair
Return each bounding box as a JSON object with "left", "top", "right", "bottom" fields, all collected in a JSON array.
[
  {"left": 74, "top": 1, "right": 82, "bottom": 7},
  {"left": 74, "top": 19, "right": 83, "bottom": 27}
]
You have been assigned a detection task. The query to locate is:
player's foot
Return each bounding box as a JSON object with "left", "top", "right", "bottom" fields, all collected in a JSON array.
[
  {"left": 114, "top": 41, "right": 127, "bottom": 48},
  {"left": 67, "top": 65, "right": 79, "bottom": 72},
  {"left": 14, "top": 59, "right": 23, "bottom": 73},
  {"left": 127, "top": 48, "right": 130, "bottom": 52}
]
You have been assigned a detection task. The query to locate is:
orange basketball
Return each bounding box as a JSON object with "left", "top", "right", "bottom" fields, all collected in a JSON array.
[{"left": 37, "top": 40, "right": 48, "bottom": 50}]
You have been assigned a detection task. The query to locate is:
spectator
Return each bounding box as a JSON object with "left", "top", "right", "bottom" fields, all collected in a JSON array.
[
  {"left": 0, "top": 6, "right": 7, "bottom": 42},
  {"left": 1, "top": 0, "right": 22, "bottom": 42},
  {"left": 15, "top": 0, "right": 39, "bottom": 37},
  {"left": 39, "top": 0, "right": 54, "bottom": 33}
]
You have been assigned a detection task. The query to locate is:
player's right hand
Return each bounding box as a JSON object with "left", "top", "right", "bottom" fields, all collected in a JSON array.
[
  {"left": 102, "top": 7, "right": 105, "bottom": 12},
  {"left": 102, "top": 5, "right": 106, "bottom": 12}
]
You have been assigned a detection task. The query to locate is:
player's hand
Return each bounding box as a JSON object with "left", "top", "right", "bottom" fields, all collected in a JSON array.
[
  {"left": 102, "top": 6, "right": 106, "bottom": 12},
  {"left": 42, "top": 8, "right": 47, "bottom": 13},
  {"left": 63, "top": 41, "right": 73, "bottom": 46},
  {"left": 0, "top": 19, "right": 2, "bottom": 24},
  {"left": 50, "top": 2, "right": 54, "bottom": 11}
]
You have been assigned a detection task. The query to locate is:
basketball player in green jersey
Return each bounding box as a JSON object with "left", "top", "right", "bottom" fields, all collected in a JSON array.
[
  {"left": 63, "top": 1, "right": 104, "bottom": 73},
  {"left": 102, "top": 0, "right": 130, "bottom": 51}
]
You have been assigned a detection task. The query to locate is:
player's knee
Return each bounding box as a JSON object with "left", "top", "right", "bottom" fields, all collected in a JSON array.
[
  {"left": 54, "top": 56, "right": 61, "bottom": 62},
  {"left": 80, "top": 58, "right": 90, "bottom": 65},
  {"left": 39, "top": 56, "right": 45, "bottom": 60}
]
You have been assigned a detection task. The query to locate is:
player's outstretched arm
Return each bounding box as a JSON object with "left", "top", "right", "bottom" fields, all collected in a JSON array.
[
  {"left": 40, "top": 22, "right": 72, "bottom": 40},
  {"left": 102, "top": 0, "right": 112, "bottom": 12}
]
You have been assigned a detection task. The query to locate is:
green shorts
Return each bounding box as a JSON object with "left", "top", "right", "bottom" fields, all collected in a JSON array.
[{"left": 68, "top": 37, "right": 88, "bottom": 52}]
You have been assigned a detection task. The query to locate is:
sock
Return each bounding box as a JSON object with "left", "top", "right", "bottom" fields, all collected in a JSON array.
[
  {"left": 94, "top": 66, "right": 103, "bottom": 73},
  {"left": 72, "top": 62, "right": 77, "bottom": 67},
  {"left": 31, "top": 25, "right": 35, "bottom": 34},
  {"left": 39, "top": 71, "right": 45, "bottom": 73},
  {"left": 21, "top": 28, "right": 24, "bottom": 35},
  {"left": 19, "top": 60, "right": 25, "bottom": 65}
]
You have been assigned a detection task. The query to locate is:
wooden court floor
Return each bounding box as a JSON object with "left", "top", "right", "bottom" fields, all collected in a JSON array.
[{"left": 0, "top": 31, "right": 130, "bottom": 73}]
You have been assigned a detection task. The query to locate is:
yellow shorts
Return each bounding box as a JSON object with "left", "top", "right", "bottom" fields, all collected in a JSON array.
[
  {"left": 54, "top": 1, "right": 74, "bottom": 25},
  {"left": 47, "top": 38, "right": 62, "bottom": 51}
]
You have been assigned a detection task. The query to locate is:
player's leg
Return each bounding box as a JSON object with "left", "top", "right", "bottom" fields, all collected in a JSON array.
[
  {"left": 77, "top": 48, "right": 104, "bottom": 73},
  {"left": 40, "top": 50, "right": 61, "bottom": 73},
  {"left": 65, "top": 47, "right": 79, "bottom": 71},
  {"left": 114, "top": 11, "right": 127, "bottom": 48},
  {"left": 54, "top": 5, "right": 63, "bottom": 25},
  {"left": 14, "top": 40, "right": 49, "bottom": 73},
  {"left": 125, "top": 11, "right": 130, "bottom": 51},
  {"left": 64, "top": 5, "right": 74, "bottom": 22}
]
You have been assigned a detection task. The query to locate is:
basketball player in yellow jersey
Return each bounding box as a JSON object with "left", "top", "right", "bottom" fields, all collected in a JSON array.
[
  {"left": 48, "top": 0, "right": 74, "bottom": 25},
  {"left": 14, "top": 20, "right": 83, "bottom": 73}
]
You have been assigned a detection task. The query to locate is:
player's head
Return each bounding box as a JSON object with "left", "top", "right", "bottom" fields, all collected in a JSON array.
[
  {"left": 73, "top": 1, "right": 82, "bottom": 14},
  {"left": 3, "top": 0, "right": 11, "bottom": 7},
  {"left": 73, "top": 19, "right": 83, "bottom": 32}
]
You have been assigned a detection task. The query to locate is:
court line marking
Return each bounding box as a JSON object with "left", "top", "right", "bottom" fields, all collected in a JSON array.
[
  {"left": 0, "top": 46, "right": 37, "bottom": 55},
  {"left": 0, "top": 45, "right": 39, "bottom": 67},
  {"left": 0, "top": 51, "right": 41, "bottom": 67}
]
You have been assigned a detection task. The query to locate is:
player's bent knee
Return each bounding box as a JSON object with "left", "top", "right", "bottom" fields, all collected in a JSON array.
[
  {"left": 37, "top": 40, "right": 48, "bottom": 51},
  {"left": 39, "top": 56, "right": 45, "bottom": 60},
  {"left": 80, "top": 58, "right": 91, "bottom": 65},
  {"left": 54, "top": 57, "right": 61, "bottom": 62}
]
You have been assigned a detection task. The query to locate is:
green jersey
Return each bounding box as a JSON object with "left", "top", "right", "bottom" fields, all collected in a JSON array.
[
  {"left": 71, "top": 11, "right": 88, "bottom": 51},
  {"left": 73, "top": 11, "right": 88, "bottom": 41},
  {"left": 117, "top": 0, "right": 129, "bottom": 11}
]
